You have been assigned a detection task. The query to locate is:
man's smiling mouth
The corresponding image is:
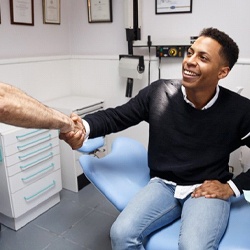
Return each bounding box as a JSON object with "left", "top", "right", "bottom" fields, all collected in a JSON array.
[{"left": 183, "top": 69, "right": 200, "bottom": 76}]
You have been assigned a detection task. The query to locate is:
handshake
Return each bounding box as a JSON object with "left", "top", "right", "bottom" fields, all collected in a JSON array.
[{"left": 59, "top": 113, "right": 86, "bottom": 150}]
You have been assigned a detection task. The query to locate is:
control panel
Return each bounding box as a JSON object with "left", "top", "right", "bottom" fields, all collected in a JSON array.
[{"left": 156, "top": 46, "right": 187, "bottom": 58}]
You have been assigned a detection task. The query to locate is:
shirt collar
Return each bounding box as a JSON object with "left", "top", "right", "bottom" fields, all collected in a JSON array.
[{"left": 181, "top": 85, "right": 220, "bottom": 110}]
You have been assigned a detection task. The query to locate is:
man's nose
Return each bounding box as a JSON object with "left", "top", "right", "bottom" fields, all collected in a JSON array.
[{"left": 186, "top": 55, "right": 197, "bottom": 65}]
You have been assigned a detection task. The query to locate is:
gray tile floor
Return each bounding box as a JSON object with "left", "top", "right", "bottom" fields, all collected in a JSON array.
[{"left": 0, "top": 184, "right": 119, "bottom": 250}]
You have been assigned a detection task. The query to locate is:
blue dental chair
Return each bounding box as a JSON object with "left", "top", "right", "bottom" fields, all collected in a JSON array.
[{"left": 78, "top": 137, "right": 250, "bottom": 250}]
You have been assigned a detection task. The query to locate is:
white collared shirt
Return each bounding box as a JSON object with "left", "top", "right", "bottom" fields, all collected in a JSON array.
[{"left": 181, "top": 85, "right": 220, "bottom": 110}]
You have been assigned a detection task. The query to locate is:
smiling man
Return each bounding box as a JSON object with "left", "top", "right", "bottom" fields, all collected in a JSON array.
[{"left": 61, "top": 28, "right": 250, "bottom": 250}]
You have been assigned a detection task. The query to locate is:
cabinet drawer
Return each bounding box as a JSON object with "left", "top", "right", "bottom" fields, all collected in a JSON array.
[
  {"left": 4, "top": 130, "right": 58, "bottom": 157},
  {"left": 9, "top": 155, "right": 61, "bottom": 193},
  {"left": 7, "top": 147, "right": 60, "bottom": 177},
  {"left": 1, "top": 128, "right": 54, "bottom": 147},
  {"left": 11, "top": 169, "right": 62, "bottom": 218},
  {"left": 5, "top": 144, "right": 60, "bottom": 169}
]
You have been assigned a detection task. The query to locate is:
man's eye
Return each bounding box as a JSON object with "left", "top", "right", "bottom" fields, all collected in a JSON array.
[{"left": 200, "top": 56, "right": 208, "bottom": 61}]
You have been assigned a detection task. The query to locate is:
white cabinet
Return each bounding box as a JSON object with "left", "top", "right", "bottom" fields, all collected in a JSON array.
[
  {"left": 45, "top": 96, "right": 104, "bottom": 192},
  {"left": 0, "top": 124, "right": 62, "bottom": 230}
]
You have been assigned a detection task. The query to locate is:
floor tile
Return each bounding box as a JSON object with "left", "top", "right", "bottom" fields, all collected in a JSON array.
[
  {"left": 94, "top": 198, "right": 119, "bottom": 218},
  {"left": 72, "top": 184, "right": 108, "bottom": 209},
  {"left": 42, "top": 236, "right": 87, "bottom": 250},
  {"left": 32, "top": 198, "right": 93, "bottom": 234},
  {"left": 0, "top": 223, "right": 57, "bottom": 250},
  {"left": 62, "top": 209, "right": 115, "bottom": 250}
]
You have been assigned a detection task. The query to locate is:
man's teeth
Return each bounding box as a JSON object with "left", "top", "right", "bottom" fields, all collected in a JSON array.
[{"left": 184, "top": 70, "right": 197, "bottom": 76}]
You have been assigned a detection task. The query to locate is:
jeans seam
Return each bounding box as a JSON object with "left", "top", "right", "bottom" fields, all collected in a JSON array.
[
  {"left": 211, "top": 200, "right": 230, "bottom": 249},
  {"left": 138, "top": 178, "right": 179, "bottom": 240},
  {"left": 139, "top": 202, "right": 180, "bottom": 241}
]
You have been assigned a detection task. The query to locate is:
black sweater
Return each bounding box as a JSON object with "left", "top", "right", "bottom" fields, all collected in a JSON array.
[{"left": 85, "top": 79, "right": 250, "bottom": 193}]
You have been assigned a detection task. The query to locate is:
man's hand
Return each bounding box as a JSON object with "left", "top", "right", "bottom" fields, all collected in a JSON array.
[
  {"left": 191, "top": 180, "right": 234, "bottom": 200},
  {"left": 59, "top": 113, "right": 85, "bottom": 150},
  {"left": 59, "top": 116, "right": 75, "bottom": 134}
]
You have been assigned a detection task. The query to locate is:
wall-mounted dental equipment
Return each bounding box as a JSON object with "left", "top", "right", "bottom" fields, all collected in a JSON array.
[
  {"left": 122, "top": 0, "right": 196, "bottom": 97},
  {"left": 119, "top": 55, "right": 145, "bottom": 97},
  {"left": 124, "top": 0, "right": 141, "bottom": 54},
  {"left": 133, "top": 38, "right": 191, "bottom": 81},
  {"left": 122, "top": 0, "right": 142, "bottom": 97}
]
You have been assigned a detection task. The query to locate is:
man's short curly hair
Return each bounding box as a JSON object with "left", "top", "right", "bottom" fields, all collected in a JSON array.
[{"left": 199, "top": 28, "right": 239, "bottom": 70}]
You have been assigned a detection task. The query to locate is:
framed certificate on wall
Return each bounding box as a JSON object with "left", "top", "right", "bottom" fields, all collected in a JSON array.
[
  {"left": 43, "top": 0, "right": 61, "bottom": 24},
  {"left": 87, "top": 0, "right": 112, "bottom": 23},
  {"left": 156, "top": 0, "right": 192, "bottom": 14},
  {"left": 10, "top": 0, "right": 34, "bottom": 25}
]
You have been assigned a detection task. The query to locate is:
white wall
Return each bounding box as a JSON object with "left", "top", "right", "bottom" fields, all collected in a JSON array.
[
  {"left": 70, "top": 0, "right": 250, "bottom": 59},
  {"left": 1, "top": 0, "right": 250, "bottom": 58},
  {"left": 0, "top": 0, "right": 71, "bottom": 58},
  {"left": 0, "top": 56, "right": 71, "bottom": 101}
]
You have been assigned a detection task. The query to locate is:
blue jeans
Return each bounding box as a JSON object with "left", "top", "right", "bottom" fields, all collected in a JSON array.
[{"left": 110, "top": 178, "right": 231, "bottom": 250}]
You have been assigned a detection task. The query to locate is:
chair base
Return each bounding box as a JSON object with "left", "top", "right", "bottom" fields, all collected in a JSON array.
[{"left": 77, "top": 173, "right": 90, "bottom": 191}]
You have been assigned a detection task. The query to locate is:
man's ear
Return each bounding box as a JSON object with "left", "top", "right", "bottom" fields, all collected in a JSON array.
[{"left": 218, "top": 66, "right": 230, "bottom": 80}]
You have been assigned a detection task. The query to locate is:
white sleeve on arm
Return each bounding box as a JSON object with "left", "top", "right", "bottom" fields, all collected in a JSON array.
[
  {"left": 227, "top": 180, "right": 241, "bottom": 197},
  {"left": 82, "top": 119, "right": 90, "bottom": 140}
]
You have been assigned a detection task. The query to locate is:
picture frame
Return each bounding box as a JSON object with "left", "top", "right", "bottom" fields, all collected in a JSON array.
[
  {"left": 155, "top": 0, "right": 192, "bottom": 15},
  {"left": 10, "top": 0, "right": 34, "bottom": 25},
  {"left": 43, "top": 0, "right": 61, "bottom": 24},
  {"left": 87, "top": 0, "right": 112, "bottom": 23}
]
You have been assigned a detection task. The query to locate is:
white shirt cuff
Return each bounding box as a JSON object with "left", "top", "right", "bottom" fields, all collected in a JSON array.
[
  {"left": 82, "top": 119, "right": 90, "bottom": 140},
  {"left": 227, "top": 180, "right": 241, "bottom": 197}
]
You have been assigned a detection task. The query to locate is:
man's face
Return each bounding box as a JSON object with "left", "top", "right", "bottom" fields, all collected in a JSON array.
[{"left": 182, "top": 36, "right": 228, "bottom": 92}]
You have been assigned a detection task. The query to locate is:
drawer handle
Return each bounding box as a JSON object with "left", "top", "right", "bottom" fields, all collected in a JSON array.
[
  {"left": 18, "top": 143, "right": 52, "bottom": 161},
  {"left": 20, "top": 152, "right": 53, "bottom": 171},
  {"left": 16, "top": 129, "right": 46, "bottom": 140},
  {"left": 24, "top": 180, "right": 56, "bottom": 202},
  {"left": 17, "top": 134, "right": 52, "bottom": 151},
  {"left": 21, "top": 163, "right": 55, "bottom": 182},
  {"left": 0, "top": 146, "right": 2, "bottom": 162}
]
